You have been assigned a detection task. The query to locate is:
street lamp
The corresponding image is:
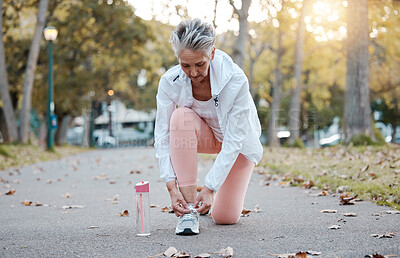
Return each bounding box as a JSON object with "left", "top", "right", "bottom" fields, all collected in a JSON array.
[{"left": 44, "top": 26, "right": 58, "bottom": 150}]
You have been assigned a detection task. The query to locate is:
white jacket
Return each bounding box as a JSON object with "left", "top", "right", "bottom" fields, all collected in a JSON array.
[{"left": 154, "top": 49, "right": 263, "bottom": 192}]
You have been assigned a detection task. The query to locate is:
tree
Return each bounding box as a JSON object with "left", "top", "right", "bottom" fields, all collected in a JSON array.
[
  {"left": 287, "top": 0, "right": 311, "bottom": 146},
  {"left": 229, "top": 0, "right": 251, "bottom": 69},
  {"left": 0, "top": 0, "right": 18, "bottom": 142},
  {"left": 19, "top": 0, "right": 49, "bottom": 143},
  {"left": 267, "top": 28, "right": 284, "bottom": 147},
  {"left": 344, "top": 0, "right": 373, "bottom": 142}
]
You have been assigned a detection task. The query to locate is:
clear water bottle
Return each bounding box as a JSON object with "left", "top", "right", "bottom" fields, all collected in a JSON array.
[{"left": 135, "top": 181, "right": 150, "bottom": 236}]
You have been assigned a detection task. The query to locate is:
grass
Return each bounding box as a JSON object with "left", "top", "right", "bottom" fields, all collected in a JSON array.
[
  {"left": 0, "top": 143, "right": 89, "bottom": 171},
  {"left": 259, "top": 144, "right": 400, "bottom": 210}
]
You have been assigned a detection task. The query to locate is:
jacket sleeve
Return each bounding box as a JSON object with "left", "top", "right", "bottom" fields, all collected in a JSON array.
[
  {"left": 204, "top": 78, "right": 253, "bottom": 192},
  {"left": 154, "top": 78, "right": 176, "bottom": 183}
]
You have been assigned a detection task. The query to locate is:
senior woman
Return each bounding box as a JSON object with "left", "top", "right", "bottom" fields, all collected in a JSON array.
[{"left": 154, "top": 18, "right": 263, "bottom": 235}]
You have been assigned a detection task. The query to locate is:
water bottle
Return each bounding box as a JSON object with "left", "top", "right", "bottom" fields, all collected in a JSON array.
[{"left": 135, "top": 181, "right": 150, "bottom": 236}]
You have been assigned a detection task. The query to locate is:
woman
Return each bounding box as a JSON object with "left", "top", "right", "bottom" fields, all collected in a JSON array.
[{"left": 154, "top": 19, "right": 263, "bottom": 235}]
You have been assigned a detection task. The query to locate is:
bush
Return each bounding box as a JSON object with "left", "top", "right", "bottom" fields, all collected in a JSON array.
[
  {"left": 350, "top": 133, "right": 385, "bottom": 146},
  {"left": 283, "top": 137, "right": 305, "bottom": 148},
  {"left": 0, "top": 145, "right": 11, "bottom": 157}
]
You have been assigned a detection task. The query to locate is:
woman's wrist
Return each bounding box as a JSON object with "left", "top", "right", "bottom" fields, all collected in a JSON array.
[{"left": 166, "top": 181, "right": 178, "bottom": 195}]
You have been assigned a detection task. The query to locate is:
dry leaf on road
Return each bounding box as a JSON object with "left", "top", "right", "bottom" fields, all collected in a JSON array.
[
  {"left": 328, "top": 225, "right": 341, "bottom": 230},
  {"left": 371, "top": 232, "right": 395, "bottom": 238},
  {"left": 62, "top": 193, "right": 71, "bottom": 198},
  {"left": 62, "top": 205, "right": 85, "bottom": 209},
  {"left": 340, "top": 194, "right": 357, "bottom": 205},
  {"left": 119, "top": 210, "right": 129, "bottom": 217},
  {"left": 214, "top": 246, "right": 234, "bottom": 258},
  {"left": 94, "top": 174, "right": 109, "bottom": 180},
  {"left": 343, "top": 213, "right": 357, "bottom": 217},
  {"left": 161, "top": 206, "right": 174, "bottom": 213},
  {"left": 5, "top": 189, "right": 16, "bottom": 195},
  {"left": 320, "top": 209, "right": 337, "bottom": 213},
  {"left": 241, "top": 209, "right": 251, "bottom": 217}
]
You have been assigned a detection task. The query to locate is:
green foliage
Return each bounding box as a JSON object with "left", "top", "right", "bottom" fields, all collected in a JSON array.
[
  {"left": 349, "top": 133, "right": 386, "bottom": 147},
  {"left": 282, "top": 137, "right": 305, "bottom": 149},
  {"left": 0, "top": 145, "right": 12, "bottom": 157}
]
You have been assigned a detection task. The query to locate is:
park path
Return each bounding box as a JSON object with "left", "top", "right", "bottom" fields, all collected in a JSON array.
[{"left": 0, "top": 147, "right": 399, "bottom": 257}]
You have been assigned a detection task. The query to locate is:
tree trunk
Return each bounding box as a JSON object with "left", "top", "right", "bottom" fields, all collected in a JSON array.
[
  {"left": 288, "top": 0, "right": 311, "bottom": 146},
  {"left": 229, "top": 0, "right": 251, "bottom": 69},
  {"left": 344, "top": 0, "right": 373, "bottom": 142},
  {"left": 267, "top": 29, "right": 284, "bottom": 147},
  {"left": 392, "top": 100, "right": 398, "bottom": 144},
  {"left": 55, "top": 114, "right": 71, "bottom": 146},
  {"left": 0, "top": 0, "right": 18, "bottom": 142},
  {"left": 19, "top": 0, "right": 49, "bottom": 143}
]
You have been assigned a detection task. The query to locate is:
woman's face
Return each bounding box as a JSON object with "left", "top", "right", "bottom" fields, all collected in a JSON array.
[{"left": 178, "top": 48, "right": 215, "bottom": 83}]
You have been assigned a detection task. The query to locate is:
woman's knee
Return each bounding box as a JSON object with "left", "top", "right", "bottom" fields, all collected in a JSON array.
[
  {"left": 170, "top": 107, "right": 196, "bottom": 130},
  {"left": 211, "top": 210, "right": 240, "bottom": 225}
]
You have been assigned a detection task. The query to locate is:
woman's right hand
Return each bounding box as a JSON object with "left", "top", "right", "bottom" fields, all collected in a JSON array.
[{"left": 166, "top": 181, "right": 190, "bottom": 217}]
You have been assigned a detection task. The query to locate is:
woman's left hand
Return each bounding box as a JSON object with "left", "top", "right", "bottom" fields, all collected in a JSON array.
[{"left": 194, "top": 186, "right": 214, "bottom": 214}]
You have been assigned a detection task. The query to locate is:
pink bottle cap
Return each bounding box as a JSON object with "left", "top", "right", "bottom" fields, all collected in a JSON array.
[{"left": 135, "top": 181, "right": 149, "bottom": 193}]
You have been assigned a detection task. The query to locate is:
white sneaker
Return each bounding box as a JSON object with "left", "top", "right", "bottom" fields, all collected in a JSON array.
[{"left": 175, "top": 204, "right": 199, "bottom": 235}]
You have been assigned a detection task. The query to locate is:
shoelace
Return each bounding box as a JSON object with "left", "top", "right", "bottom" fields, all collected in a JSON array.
[{"left": 181, "top": 210, "right": 197, "bottom": 222}]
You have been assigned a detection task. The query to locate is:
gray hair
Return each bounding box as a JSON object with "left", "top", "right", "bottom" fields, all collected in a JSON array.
[{"left": 170, "top": 19, "right": 216, "bottom": 58}]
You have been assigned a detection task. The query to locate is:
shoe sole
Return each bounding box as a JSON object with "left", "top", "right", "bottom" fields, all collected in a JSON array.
[{"left": 176, "top": 228, "right": 199, "bottom": 235}]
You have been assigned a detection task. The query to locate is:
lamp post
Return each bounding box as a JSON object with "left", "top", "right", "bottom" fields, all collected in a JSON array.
[
  {"left": 107, "top": 89, "right": 114, "bottom": 137},
  {"left": 43, "top": 26, "right": 58, "bottom": 150}
]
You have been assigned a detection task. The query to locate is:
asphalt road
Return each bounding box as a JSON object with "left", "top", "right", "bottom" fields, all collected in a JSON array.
[{"left": 0, "top": 147, "right": 399, "bottom": 257}]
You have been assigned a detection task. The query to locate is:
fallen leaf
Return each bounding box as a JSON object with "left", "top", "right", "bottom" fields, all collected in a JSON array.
[
  {"left": 343, "top": 213, "right": 357, "bottom": 217},
  {"left": 267, "top": 252, "right": 308, "bottom": 258},
  {"left": 364, "top": 253, "right": 384, "bottom": 258},
  {"left": 194, "top": 254, "right": 211, "bottom": 258},
  {"left": 320, "top": 209, "right": 337, "bottom": 213},
  {"left": 294, "top": 176, "right": 304, "bottom": 183},
  {"left": 5, "top": 189, "right": 16, "bottom": 195},
  {"left": 241, "top": 209, "right": 251, "bottom": 217},
  {"left": 303, "top": 180, "right": 314, "bottom": 189},
  {"left": 306, "top": 250, "right": 322, "bottom": 256},
  {"left": 20, "top": 200, "right": 43, "bottom": 206},
  {"left": 354, "top": 165, "right": 369, "bottom": 179},
  {"left": 87, "top": 226, "right": 99, "bottom": 229},
  {"left": 340, "top": 194, "right": 358, "bottom": 205},
  {"left": 62, "top": 193, "right": 71, "bottom": 198},
  {"left": 174, "top": 253, "right": 191, "bottom": 258},
  {"left": 214, "top": 246, "right": 234, "bottom": 258},
  {"left": 46, "top": 179, "right": 52, "bottom": 184},
  {"left": 328, "top": 225, "right": 341, "bottom": 230},
  {"left": 197, "top": 186, "right": 203, "bottom": 192},
  {"left": 109, "top": 181, "right": 117, "bottom": 184},
  {"left": 21, "top": 200, "right": 32, "bottom": 206},
  {"left": 161, "top": 206, "right": 174, "bottom": 213},
  {"left": 120, "top": 210, "right": 129, "bottom": 217},
  {"left": 385, "top": 210, "right": 400, "bottom": 215},
  {"left": 150, "top": 204, "right": 160, "bottom": 208},
  {"left": 370, "top": 232, "right": 395, "bottom": 238},
  {"left": 62, "top": 205, "right": 85, "bottom": 209},
  {"left": 94, "top": 174, "right": 108, "bottom": 180},
  {"left": 163, "top": 247, "right": 178, "bottom": 257},
  {"left": 295, "top": 252, "right": 307, "bottom": 258},
  {"left": 113, "top": 194, "right": 120, "bottom": 201},
  {"left": 129, "top": 170, "right": 142, "bottom": 174}
]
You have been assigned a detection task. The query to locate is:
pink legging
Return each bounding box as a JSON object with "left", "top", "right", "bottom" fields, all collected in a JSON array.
[{"left": 169, "top": 107, "right": 254, "bottom": 224}]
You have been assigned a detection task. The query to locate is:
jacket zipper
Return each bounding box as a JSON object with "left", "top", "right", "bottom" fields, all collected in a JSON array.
[{"left": 214, "top": 94, "right": 219, "bottom": 107}]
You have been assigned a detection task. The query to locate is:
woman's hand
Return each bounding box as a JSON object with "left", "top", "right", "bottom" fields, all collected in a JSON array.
[
  {"left": 166, "top": 181, "right": 190, "bottom": 217},
  {"left": 194, "top": 186, "right": 214, "bottom": 214}
]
